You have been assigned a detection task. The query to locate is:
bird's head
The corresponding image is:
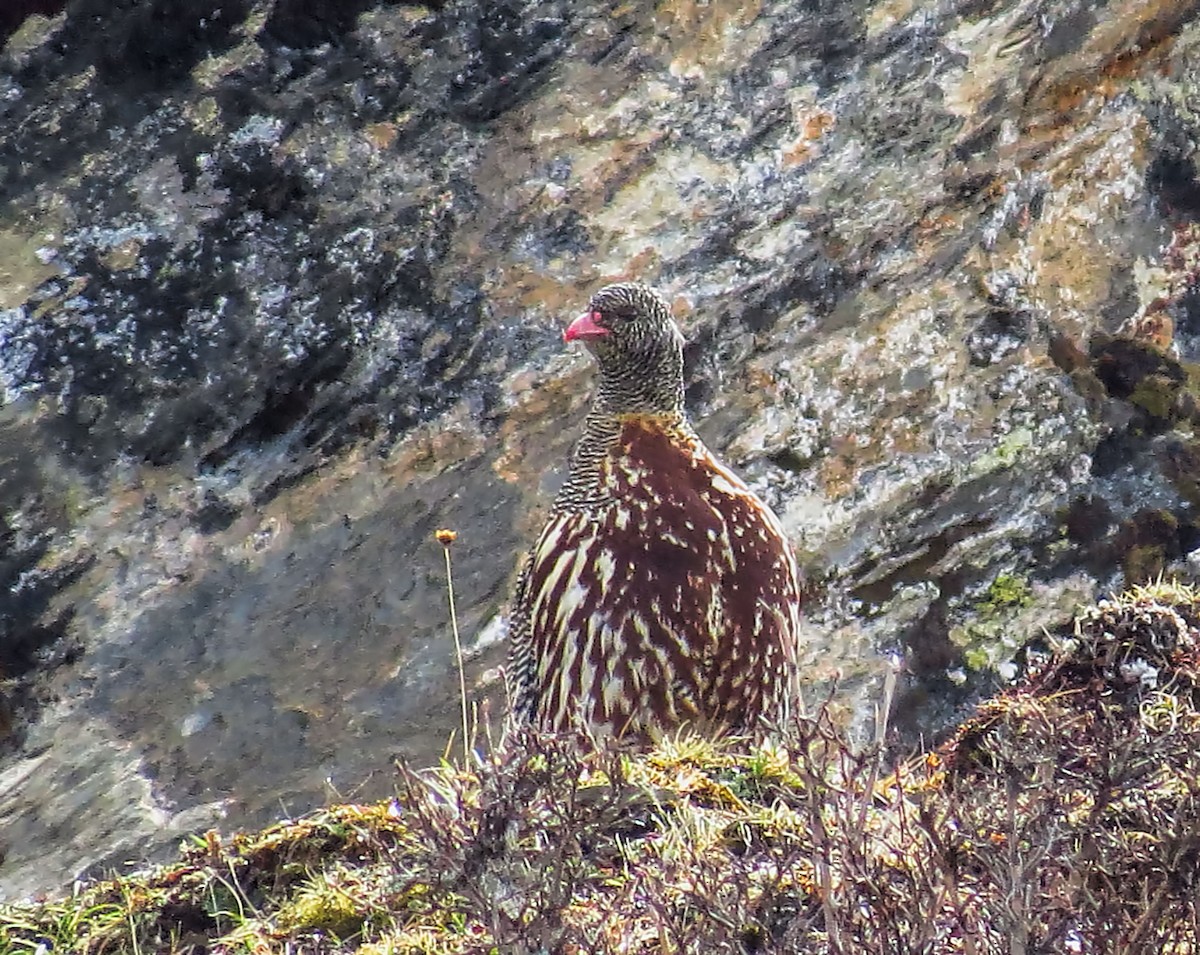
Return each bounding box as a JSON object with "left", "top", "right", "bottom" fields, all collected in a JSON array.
[{"left": 564, "top": 282, "right": 686, "bottom": 416}]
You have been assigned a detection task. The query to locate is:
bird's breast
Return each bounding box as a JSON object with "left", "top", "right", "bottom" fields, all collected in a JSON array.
[
  {"left": 522, "top": 415, "right": 800, "bottom": 735},
  {"left": 549, "top": 415, "right": 795, "bottom": 624}
]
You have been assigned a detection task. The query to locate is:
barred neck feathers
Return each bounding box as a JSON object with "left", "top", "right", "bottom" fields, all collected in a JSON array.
[
  {"left": 557, "top": 283, "right": 691, "bottom": 510},
  {"left": 592, "top": 329, "right": 685, "bottom": 420}
]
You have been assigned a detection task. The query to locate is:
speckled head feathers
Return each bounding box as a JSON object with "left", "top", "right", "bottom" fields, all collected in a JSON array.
[
  {"left": 568, "top": 282, "right": 686, "bottom": 416},
  {"left": 581, "top": 282, "right": 680, "bottom": 349}
]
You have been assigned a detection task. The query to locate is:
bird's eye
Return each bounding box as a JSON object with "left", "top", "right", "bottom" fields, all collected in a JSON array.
[{"left": 600, "top": 306, "right": 635, "bottom": 325}]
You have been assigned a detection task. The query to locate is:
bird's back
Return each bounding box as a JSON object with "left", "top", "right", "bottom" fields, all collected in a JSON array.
[{"left": 507, "top": 413, "right": 801, "bottom": 742}]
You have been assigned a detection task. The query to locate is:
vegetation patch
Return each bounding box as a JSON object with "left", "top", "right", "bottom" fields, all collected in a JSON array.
[
  {"left": 951, "top": 571, "right": 1037, "bottom": 674},
  {"left": 4, "top": 583, "right": 1200, "bottom": 953}
]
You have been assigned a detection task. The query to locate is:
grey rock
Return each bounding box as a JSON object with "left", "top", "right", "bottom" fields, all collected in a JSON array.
[{"left": 2, "top": 0, "right": 1199, "bottom": 899}]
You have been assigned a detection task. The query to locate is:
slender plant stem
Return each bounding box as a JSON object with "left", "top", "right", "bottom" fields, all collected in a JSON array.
[{"left": 442, "top": 541, "right": 470, "bottom": 763}]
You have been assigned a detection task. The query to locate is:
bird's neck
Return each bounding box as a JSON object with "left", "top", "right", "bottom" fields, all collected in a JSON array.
[
  {"left": 558, "top": 408, "right": 695, "bottom": 514},
  {"left": 592, "top": 350, "right": 685, "bottom": 418},
  {"left": 557, "top": 409, "right": 694, "bottom": 512},
  {"left": 553, "top": 349, "right": 689, "bottom": 511}
]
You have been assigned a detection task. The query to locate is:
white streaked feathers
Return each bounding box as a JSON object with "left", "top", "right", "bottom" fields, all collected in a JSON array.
[{"left": 508, "top": 411, "right": 802, "bottom": 739}]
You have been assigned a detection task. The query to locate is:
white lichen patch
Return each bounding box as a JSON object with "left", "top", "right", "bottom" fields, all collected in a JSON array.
[
  {"left": 131, "top": 157, "right": 229, "bottom": 248},
  {"left": 589, "top": 147, "right": 734, "bottom": 269},
  {"left": 1018, "top": 109, "right": 1152, "bottom": 316},
  {"left": 938, "top": 1, "right": 1040, "bottom": 118}
]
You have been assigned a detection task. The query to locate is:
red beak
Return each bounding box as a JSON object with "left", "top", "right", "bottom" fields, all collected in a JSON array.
[{"left": 563, "top": 310, "right": 610, "bottom": 343}]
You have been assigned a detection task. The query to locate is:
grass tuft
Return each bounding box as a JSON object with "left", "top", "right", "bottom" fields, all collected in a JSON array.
[{"left": 4, "top": 583, "right": 1200, "bottom": 952}]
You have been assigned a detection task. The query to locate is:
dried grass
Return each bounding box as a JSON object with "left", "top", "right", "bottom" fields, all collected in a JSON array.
[{"left": 4, "top": 582, "right": 1200, "bottom": 954}]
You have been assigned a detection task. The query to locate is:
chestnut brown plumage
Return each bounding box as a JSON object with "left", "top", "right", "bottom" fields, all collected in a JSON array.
[{"left": 506, "top": 282, "right": 801, "bottom": 742}]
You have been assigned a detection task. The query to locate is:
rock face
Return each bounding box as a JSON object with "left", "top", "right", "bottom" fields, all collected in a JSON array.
[{"left": 1, "top": 0, "right": 1198, "bottom": 899}]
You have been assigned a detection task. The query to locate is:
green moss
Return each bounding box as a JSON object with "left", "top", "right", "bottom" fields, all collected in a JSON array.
[
  {"left": 978, "top": 573, "right": 1034, "bottom": 614},
  {"left": 1185, "top": 360, "right": 1200, "bottom": 396},
  {"left": 1124, "top": 544, "right": 1167, "bottom": 583},
  {"left": 276, "top": 874, "right": 365, "bottom": 934},
  {"left": 962, "top": 643, "right": 994, "bottom": 672},
  {"left": 951, "top": 573, "right": 1036, "bottom": 674},
  {"left": 968, "top": 427, "right": 1035, "bottom": 477},
  {"left": 1129, "top": 374, "right": 1180, "bottom": 419}
]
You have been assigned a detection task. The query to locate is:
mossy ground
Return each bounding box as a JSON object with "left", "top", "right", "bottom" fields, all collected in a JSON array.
[{"left": 4, "top": 582, "right": 1200, "bottom": 954}]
